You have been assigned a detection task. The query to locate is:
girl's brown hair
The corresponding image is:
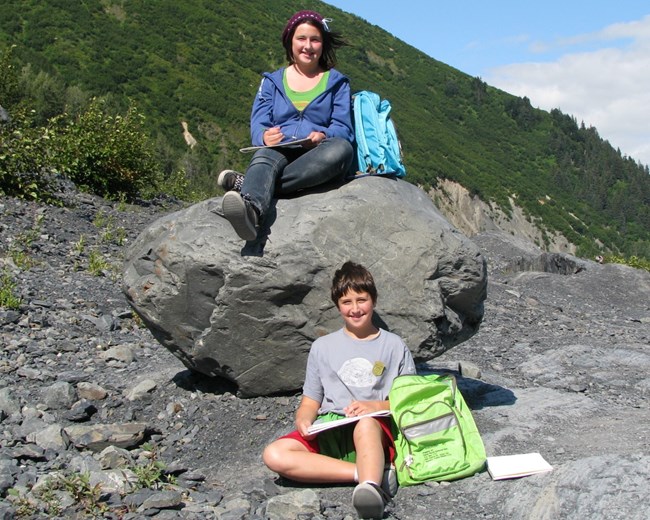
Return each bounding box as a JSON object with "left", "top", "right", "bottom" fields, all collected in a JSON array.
[{"left": 281, "top": 11, "right": 347, "bottom": 70}]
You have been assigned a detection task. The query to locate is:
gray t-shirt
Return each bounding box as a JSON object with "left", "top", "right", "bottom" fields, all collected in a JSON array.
[{"left": 303, "top": 328, "right": 416, "bottom": 415}]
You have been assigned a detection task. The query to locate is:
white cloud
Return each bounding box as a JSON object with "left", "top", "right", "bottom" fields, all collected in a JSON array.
[{"left": 487, "top": 15, "right": 650, "bottom": 167}]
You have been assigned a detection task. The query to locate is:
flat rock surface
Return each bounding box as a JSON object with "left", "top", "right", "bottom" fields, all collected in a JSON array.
[{"left": 1, "top": 194, "right": 648, "bottom": 519}]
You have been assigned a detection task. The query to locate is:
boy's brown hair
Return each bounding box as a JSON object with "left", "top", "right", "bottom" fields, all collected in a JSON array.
[{"left": 331, "top": 261, "right": 378, "bottom": 307}]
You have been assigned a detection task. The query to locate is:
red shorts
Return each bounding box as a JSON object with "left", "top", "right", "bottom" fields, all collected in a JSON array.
[{"left": 280, "top": 416, "right": 396, "bottom": 462}]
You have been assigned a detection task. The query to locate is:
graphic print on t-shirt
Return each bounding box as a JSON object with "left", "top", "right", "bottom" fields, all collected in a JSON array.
[{"left": 338, "top": 358, "right": 376, "bottom": 388}]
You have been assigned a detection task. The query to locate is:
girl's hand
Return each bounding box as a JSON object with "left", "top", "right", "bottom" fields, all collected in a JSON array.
[
  {"left": 263, "top": 127, "right": 284, "bottom": 146},
  {"left": 303, "top": 131, "right": 326, "bottom": 148}
]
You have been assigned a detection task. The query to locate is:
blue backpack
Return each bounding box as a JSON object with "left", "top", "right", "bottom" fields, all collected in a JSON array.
[{"left": 351, "top": 91, "right": 406, "bottom": 178}]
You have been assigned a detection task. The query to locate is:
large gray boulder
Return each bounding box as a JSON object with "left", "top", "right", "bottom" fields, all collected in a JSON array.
[{"left": 122, "top": 177, "right": 487, "bottom": 396}]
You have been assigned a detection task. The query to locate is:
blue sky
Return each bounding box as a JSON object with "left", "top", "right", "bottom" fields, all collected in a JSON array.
[{"left": 325, "top": 1, "right": 650, "bottom": 166}]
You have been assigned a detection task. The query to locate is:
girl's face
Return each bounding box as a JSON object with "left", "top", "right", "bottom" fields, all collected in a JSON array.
[
  {"left": 291, "top": 22, "right": 323, "bottom": 69},
  {"left": 337, "top": 289, "right": 375, "bottom": 336}
]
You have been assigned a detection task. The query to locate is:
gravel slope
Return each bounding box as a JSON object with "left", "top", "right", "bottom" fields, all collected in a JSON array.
[{"left": 1, "top": 192, "right": 648, "bottom": 519}]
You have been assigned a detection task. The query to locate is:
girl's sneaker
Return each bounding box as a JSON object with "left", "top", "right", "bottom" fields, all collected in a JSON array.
[
  {"left": 217, "top": 170, "right": 244, "bottom": 192},
  {"left": 222, "top": 191, "right": 258, "bottom": 241}
]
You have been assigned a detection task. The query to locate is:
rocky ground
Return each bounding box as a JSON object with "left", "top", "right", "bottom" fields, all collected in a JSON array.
[{"left": 0, "top": 189, "right": 648, "bottom": 519}]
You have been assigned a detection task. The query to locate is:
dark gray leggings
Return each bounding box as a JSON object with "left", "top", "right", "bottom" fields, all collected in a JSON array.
[{"left": 241, "top": 137, "right": 354, "bottom": 217}]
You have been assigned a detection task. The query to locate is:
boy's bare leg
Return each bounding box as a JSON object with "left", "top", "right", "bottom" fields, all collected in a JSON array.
[
  {"left": 353, "top": 418, "right": 386, "bottom": 484},
  {"left": 263, "top": 438, "right": 356, "bottom": 483}
]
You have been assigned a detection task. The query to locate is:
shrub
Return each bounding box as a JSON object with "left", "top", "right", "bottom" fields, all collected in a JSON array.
[
  {"left": 1, "top": 99, "right": 166, "bottom": 202},
  {"left": 1, "top": 45, "right": 166, "bottom": 202},
  {"left": 50, "top": 99, "right": 162, "bottom": 199},
  {"left": 0, "top": 270, "right": 22, "bottom": 309},
  {"left": 0, "top": 108, "right": 61, "bottom": 202},
  {"left": 606, "top": 255, "right": 650, "bottom": 273}
]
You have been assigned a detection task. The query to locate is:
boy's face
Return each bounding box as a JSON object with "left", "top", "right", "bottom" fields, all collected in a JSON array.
[{"left": 337, "top": 289, "right": 375, "bottom": 334}]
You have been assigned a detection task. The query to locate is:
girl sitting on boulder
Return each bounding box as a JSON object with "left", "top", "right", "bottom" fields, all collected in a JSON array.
[{"left": 218, "top": 10, "right": 354, "bottom": 241}]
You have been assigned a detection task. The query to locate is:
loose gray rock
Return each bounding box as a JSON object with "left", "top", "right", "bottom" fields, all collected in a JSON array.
[
  {"left": 64, "top": 422, "right": 149, "bottom": 451},
  {"left": 99, "top": 445, "right": 134, "bottom": 469},
  {"left": 123, "top": 177, "right": 487, "bottom": 396},
  {"left": 100, "top": 344, "right": 136, "bottom": 363},
  {"left": 265, "top": 489, "right": 321, "bottom": 520},
  {"left": 88, "top": 468, "right": 138, "bottom": 494},
  {"left": 476, "top": 455, "right": 650, "bottom": 520},
  {"left": 139, "top": 489, "right": 183, "bottom": 511},
  {"left": 0, "top": 388, "right": 20, "bottom": 416},
  {"left": 63, "top": 399, "right": 97, "bottom": 422},
  {"left": 40, "top": 381, "right": 76, "bottom": 410},
  {"left": 124, "top": 379, "right": 157, "bottom": 401},
  {"left": 26, "top": 423, "right": 69, "bottom": 451},
  {"left": 76, "top": 381, "right": 108, "bottom": 400}
]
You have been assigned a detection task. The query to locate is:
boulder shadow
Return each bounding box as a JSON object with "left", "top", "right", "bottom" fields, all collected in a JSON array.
[
  {"left": 172, "top": 369, "right": 238, "bottom": 396},
  {"left": 418, "top": 366, "right": 516, "bottom": 409}
]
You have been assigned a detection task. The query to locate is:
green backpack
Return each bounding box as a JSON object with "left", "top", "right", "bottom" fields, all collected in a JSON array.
[{"left": 389, "top": 373, "right": 486, "bottom": 485}]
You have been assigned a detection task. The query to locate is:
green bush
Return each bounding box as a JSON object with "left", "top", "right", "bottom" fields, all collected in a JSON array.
[
  {"left": 0, "top": 99, "right": 169, "bottom": 202},
  {"left": 50, "top": 99, "right": 161, "bottom": 199},
  {"left": 0, "top": 270, "right": 21, "bottom": 310},
  {"left": 606, "top": 255, "right": 650, "bottom": 273},
  {"left": 0, "top": 45, "right": 19, "bottom": 106},
  {"left": 0, "top": 46, "right": 58, "bottom": 201},
  {"left": 0, "top": 108, "right": 59, "bottom": 202},
  {"left": 2, "top": 46, "right": 170, "bottom": 201}
]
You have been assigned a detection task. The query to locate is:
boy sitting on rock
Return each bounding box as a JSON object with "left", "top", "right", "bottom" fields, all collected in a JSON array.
[{"left": 263, "top": 261, "right": 416, "bottom": 519}]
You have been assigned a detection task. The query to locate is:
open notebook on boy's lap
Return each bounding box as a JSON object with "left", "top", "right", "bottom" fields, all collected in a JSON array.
[{"left": 307, "top": 410, "right": 391, "bottom": 435}]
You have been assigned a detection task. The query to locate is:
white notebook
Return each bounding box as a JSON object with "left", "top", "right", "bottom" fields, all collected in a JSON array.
[
  {"left": 239, "top": 137, "right": 311, "bottom": 153},
  {"left": 487, "top": 452, "right": 553, "bottom": 480},
  {"left": 307, "top": 410, "right": 391, "bottom": 435}
]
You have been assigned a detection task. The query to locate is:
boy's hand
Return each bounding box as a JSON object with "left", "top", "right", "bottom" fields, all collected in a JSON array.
[
  {"left": 344, "top": 400, "right": 388, "bottom": 417},
  {"left": 296, "top": 418, "right": 316, "bottom": 440},
  {"left": 296, "top": 421, "right": 316, "bottom": 440},
  {"left": 295, "top": 395, "right": 320, "bottom": 439}
]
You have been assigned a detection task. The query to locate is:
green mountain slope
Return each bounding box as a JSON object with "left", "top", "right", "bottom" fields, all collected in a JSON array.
[{"left": 2, "top": 0, "right": 649, "bottom": 260}]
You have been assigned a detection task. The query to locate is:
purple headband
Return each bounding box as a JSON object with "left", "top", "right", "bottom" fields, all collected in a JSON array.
[{"left": 281, "top": 10, "right": 331, "bottom": 44}]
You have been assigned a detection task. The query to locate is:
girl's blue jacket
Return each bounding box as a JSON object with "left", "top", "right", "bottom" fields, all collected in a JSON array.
[{"left": 249, "top": 67, "right": 354, "bottom": 146}]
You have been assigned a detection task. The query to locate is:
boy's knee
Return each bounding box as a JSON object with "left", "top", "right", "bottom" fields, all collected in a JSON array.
[
  {"left": 262, "top": 444, "right": 279, "bottom": 470},
  {"left": 263, "top": 442, "right": 292, "bottom": 473},
  {"left": 353, "top": 417, "right": 383, "bottom": 438}
]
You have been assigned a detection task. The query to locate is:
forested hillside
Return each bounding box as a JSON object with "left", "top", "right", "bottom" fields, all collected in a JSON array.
[{"left": 1, "top": 0, "right": 649, "bottom": 260}]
